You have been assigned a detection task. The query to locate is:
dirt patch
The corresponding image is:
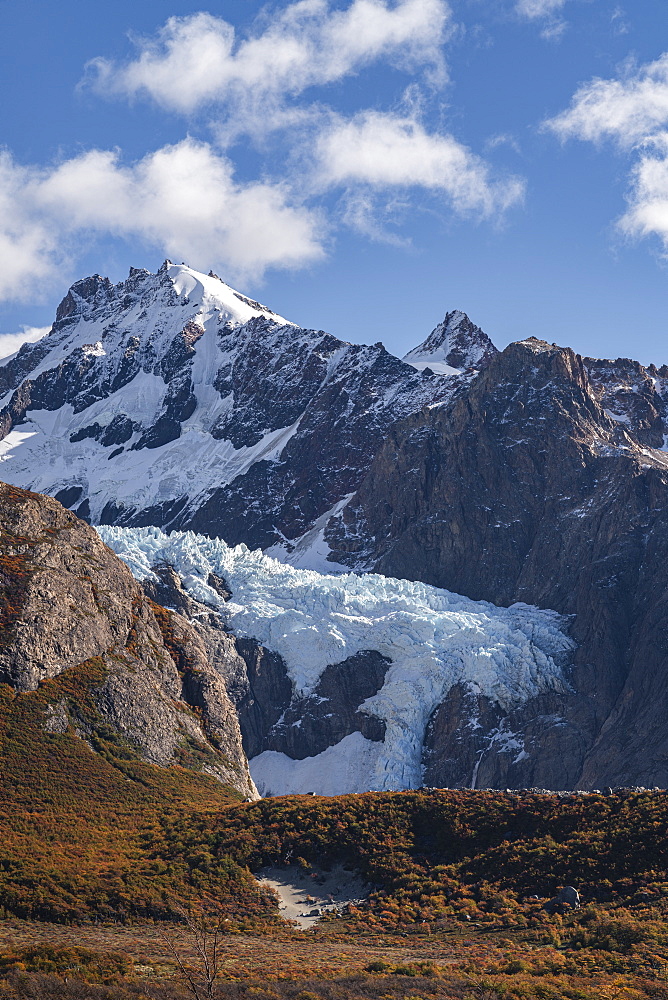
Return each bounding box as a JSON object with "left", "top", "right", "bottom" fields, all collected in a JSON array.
[{"left": 256, "top": 863, "right": 370, "bottom": 928}]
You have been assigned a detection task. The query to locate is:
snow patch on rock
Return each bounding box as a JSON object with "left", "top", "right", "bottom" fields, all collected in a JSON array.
[
  {"left": 265, "top": 494, "right": 353, "bottom": 573},
  {"left": 251, "top": 732, "right": 383, "bottom": 797}
]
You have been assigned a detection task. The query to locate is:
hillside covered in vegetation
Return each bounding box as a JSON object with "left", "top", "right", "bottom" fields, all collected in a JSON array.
[{"left": 2, "top": 668, "right": 668, "bottom": 998}]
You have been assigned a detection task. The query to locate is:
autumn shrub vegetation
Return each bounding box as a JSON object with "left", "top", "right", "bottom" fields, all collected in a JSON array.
[
  {"left": 3, "top": 668, "right": 668, "bottom": 930},
  {"left": 0, "top": 673, "right": 276, "bottom": 925},
  {"left": 3, "top": 661, "right": 668, "bottom": 997}
]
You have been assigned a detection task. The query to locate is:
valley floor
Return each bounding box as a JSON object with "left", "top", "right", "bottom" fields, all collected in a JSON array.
[{"left": 1, "top": 911, "right": 667, "bottom": 999}]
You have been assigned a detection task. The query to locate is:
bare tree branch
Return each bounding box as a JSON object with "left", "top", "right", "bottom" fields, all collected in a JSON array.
[{"left": 159, "top": 904, "right": 228, "bottom": 1000}]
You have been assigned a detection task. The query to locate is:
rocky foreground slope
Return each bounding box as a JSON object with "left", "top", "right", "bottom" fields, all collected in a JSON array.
[{"left": 0, "top": 481, "right": 255, "bottom": 797}]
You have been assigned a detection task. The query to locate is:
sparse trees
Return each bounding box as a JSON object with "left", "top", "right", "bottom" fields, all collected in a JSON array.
[{"left": 160, "top": 907, "right": 228, "bottom": 1000}]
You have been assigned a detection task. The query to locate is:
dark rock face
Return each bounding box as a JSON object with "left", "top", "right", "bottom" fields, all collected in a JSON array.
[
  {"left": 0, "top": 483, "right": 255, "bottom": 797},
  {"left": 213, "top": 642, "right": 390, "bottom": 764},
  {"left": 584, "top": 356, "right": 668, "bottom": 449},
  {"left": 229, "top": 640, "right": 294, "bottom": 760},
  {"left": 262, "top": 650, "right": 390, "bottom": 760},
  {"left": 328, "top": 338, "right": 668, "bottom": 789},
  {"left": 422, "top": 685, "right": 592, "bottom": 791}
]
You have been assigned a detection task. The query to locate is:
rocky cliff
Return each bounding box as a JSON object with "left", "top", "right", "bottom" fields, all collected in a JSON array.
[
  {"left": 0, "top": 482, "right": 256, "bottom": 797},
  {"left": 326, "top": 338, "right": 668, "bottom": 788}
]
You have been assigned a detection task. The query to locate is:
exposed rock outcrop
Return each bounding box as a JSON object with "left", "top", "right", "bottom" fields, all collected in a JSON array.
[
  {"left": 0, "top": 483, "right": 255, "bottom": 797},
  {"left": 260, "top": 650, "right": 390, "bottom": 760}
]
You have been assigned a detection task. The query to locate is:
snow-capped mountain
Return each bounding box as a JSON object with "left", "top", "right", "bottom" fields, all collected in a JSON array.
[
  {"left": 5, "top": 261, "right": 668, "bottom": 791},
  {"left": 0, "top": 262, "right": 485, "bottom": 563},
  {"left": 403, "top": 310, "right": 497, "bottom": 375},
  {"left": 100, "top": 523, "right": 573, "bottom": 796}
]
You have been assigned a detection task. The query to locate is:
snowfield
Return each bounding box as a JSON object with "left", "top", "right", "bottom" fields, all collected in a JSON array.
[{"left": 99, "top": 525, "right": 574, "bottom": 795}]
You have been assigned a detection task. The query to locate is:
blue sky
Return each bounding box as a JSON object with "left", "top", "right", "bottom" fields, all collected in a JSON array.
[{"left": 1, "top": 0, "right": 667, "bottom": 363}]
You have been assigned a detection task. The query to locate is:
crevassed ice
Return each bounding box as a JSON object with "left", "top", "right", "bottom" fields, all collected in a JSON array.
[{"left": 98, "top": 525, "right": 574, "bottom": 791}]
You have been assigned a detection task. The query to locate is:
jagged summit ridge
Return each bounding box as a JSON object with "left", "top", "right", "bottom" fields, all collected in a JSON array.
[
  {"left": 52, "top": 261, "right": 290, "bottom": 333},
  {"left": 0, "top": 262, "right": 469, "bottom": 558},
  {"left": 403, "top": 309, "right": 498, "bottom": 375}
]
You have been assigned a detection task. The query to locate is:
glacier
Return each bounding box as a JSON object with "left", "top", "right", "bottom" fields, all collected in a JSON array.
[{"left": 98, "top": 524, "right": 574, "bottom": 795}]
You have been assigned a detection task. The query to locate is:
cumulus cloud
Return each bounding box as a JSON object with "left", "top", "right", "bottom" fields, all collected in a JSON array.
[
  {"left": 0, "top": 326, "right": 50, "bottom": 361},
  {"left": 85, "top": 0, "right": 450, "bottom": 135},
  {"left": 315, "top": 112, "right": 525, "bottom": 217},
  {"left": 0, "top": 153, "right": 63, "bottom": 295},
  {"left": 546, "top": 54, "right": 668, "bottom": 147},
  {"left": 545, "top": 54, "right": 668, "bottom": 254},
  {"left": 0, "top": 140, "right": 324, "bottom": 301},
  {"left": 0, "top": 2, "right": 530, "bottom": 301},
  {"left": 618, "top": 134, "right": 668, "bottom": 248}
]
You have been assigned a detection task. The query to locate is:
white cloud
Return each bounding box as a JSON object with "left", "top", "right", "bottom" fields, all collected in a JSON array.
[
  {"left": 85, "top": 0, "right": 451, "bottom": 135},
  {"left": 339, "top": 188, "right": 413, "bottom": 245},
  {"left": 0, "top": 153, "right": 63, "bottom": 296},
  {"left": 0, "top": 140, "right": 324, "bottom": 302},
  {"left": 0, "top": 4, "right": 529, "bottom": 303},
  {"left": 314, "top": 111, "right": 525, "bottom": 217},
  {"left": 610, "top": 7, "right": 630, "bottom": 36},
  {"left": 0, "top": 118, "right": 524, "bottom": 305},
  {"left": 545, "top": 53, "right": 668, "bottom": 255},
  {"left": 619, "top": 134, "right": 668, "bottom": 249},
  {"left": 484, "top": 132, "right": 522, "bottom": 154},
  {"left": 515, "top": 0, "right": 566, "bottom": 18},
  {"left": 514, "top": 0, "right": 569, "bottom": 39},
  {"left": 546, "top": 54, "right": 668, "bottom": 148},
  {"left": 0, "top": 325, "right": 50, "bottom": 361}
]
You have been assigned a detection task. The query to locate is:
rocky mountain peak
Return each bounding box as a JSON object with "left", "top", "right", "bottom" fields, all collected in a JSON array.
[
  {"left": 0, "top": 261, "right": 465, "bottom": 556},
  {"left": 403, "top": 309, "right": 497, "bottom": 375},
  {"left": 54, "top": 274, "right": 115, "bottom": 326},
  {"left": 515, "top": 336, "right": 554, "bottom": 352},
  {"left": 49, "top": 262, "right": 290, "bottom": 343}
]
